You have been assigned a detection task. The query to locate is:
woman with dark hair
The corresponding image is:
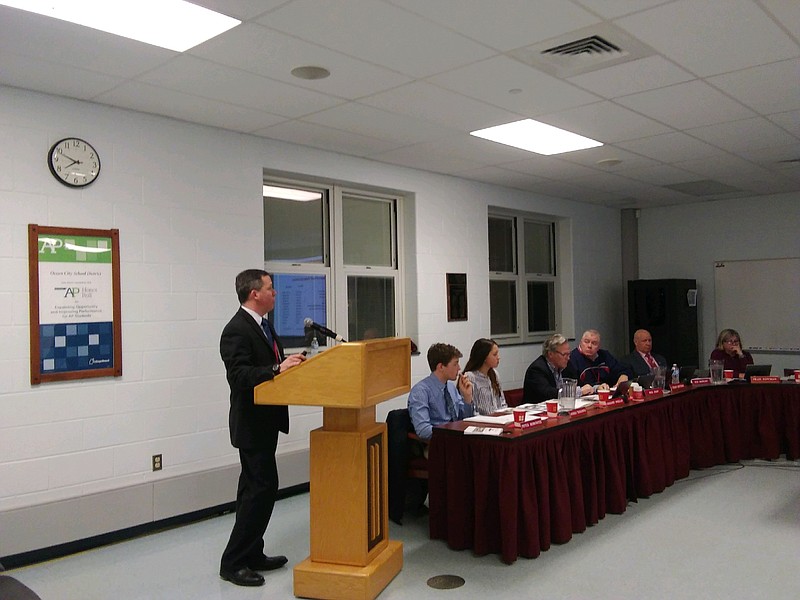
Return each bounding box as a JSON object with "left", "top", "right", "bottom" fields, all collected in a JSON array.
[
  {"left": 710, "top": 328, "right": 753, "bottom": 377},
  {"left": 463, "top": 338, "right": 506, "bottom": 415}
]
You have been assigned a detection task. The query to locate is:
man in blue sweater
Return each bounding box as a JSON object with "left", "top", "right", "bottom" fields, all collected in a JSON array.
[{"left": 568, "top": 329, "right": 632, "bottom": 391}]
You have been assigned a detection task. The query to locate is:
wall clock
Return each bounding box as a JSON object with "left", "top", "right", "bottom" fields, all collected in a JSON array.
[{"left": 48, "top": 137, "right": 101, "bottom": 188}]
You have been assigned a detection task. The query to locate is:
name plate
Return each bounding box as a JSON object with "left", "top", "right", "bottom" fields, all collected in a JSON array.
[
  {"left": 750, "top": 375, "right": 780, "bottom": 384},
  {"left": 644, "top": 388, "right": 664, "bottom": 399},
  {"left": 518, "top": 417, "right": 544, "bottom": 430},
  {"left": 568, "top": 407, "right": 588, "bottom": 417},
  {"left": 690, "top": 377, "right": 712, "bottom": 386},
  {"left": 598, "top": 398, "right": 624, "bottom": 407},
  {"left": 670, "top": 383, "right": 686, "bottom": 392}
]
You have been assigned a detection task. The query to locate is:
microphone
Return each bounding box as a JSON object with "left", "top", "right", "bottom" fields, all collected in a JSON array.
[{"left": 304, "top": 318, "right": 346, "bottom": 342}]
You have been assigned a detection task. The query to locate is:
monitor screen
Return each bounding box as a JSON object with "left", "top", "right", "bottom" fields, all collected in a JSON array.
[
  {"left": 744, "top": 364, "right": 772, "bottom": 379},
  {"left": 269, "top": 273, "right": 327, "bottom": 348}
]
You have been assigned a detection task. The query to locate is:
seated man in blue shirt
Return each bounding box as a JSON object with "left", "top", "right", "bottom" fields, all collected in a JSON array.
[
  {"left": 569, "top": 329, "right": 632, "bottom": 391},
  {"left": 408, "top": 342, "right": 474, "bottom": 441}
]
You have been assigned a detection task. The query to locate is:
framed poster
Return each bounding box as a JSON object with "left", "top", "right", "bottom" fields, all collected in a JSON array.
[
  {"left": 28, "top": 224, "right": 122, "bottom": 384},
  {"left": 446, "top": 273, "right": 467, "bottom": 322}
]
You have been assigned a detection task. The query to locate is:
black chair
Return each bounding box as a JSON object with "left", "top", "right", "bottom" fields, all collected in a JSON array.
[{"left": 386, "top": 408, "right": 428, "bottom": 525}]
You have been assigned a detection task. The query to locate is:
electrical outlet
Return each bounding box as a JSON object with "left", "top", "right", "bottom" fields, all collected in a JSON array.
[{"left": 152, "top": 454, "right": 162, "bottom": 471}]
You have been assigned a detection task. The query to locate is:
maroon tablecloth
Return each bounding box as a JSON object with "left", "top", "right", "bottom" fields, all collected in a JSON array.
[{"left": 428, "top": 384, "right": 800, "bottom": 563}]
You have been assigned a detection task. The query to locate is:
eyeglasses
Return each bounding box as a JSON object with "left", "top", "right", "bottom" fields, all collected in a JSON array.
[
  {"left": 552, "top": 351, "right": 571, "bottom": 358},
  {"left": 723, "top": 338, "right": 739, "bottom": 344}
]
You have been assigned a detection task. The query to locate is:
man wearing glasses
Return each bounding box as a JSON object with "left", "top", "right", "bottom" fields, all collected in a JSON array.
[{"left": 523, "top": 333, "right": 592, "bottom": 403}]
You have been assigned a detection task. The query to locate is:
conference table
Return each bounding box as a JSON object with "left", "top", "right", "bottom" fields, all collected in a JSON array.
[{"left": 428, "top": 383, "right": 800, "bottom": 564}]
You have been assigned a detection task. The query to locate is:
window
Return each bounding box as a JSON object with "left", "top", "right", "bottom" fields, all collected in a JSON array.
[
  {"left": 263, "top": 178, "right": 403, "bottom": 349},
  {"left": 488, "top": 210, "right": 561, "bottom": 344}
]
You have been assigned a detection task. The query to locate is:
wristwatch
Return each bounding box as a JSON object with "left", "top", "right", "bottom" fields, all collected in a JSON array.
[{"left": 271, "top": 364, "right": 281, "bottom": 376}]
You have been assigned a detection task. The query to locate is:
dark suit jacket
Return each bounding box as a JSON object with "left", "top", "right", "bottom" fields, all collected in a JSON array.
[
  {"left": 620, "top": 351, "right": 667, "bottom": 378},
  {"left": 523, "top": 354, "right": 579, "bottom": 404},
  {"left": 220, "top": 308, "right": 289, "bottom": 448}
]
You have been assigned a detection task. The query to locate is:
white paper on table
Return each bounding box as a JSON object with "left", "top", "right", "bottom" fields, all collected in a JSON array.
[
  {"left": 463, "top": 425, "right": 504, "bottom": 436},
  {"left": 463, "top": 414, "right": 515, "bottom": 425}
]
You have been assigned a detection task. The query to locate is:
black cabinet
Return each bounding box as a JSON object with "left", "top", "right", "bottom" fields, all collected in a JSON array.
[{"left": 627, "top": 279, "right": 698, "bottom": 368}]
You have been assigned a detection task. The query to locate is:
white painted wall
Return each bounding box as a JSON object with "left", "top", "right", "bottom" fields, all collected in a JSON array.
[
  {"left": 636, "top": 194, "right": 800, "bottom": 374},
  {"left": 0, "top": 86, "right": 624, "bottom": 533}
]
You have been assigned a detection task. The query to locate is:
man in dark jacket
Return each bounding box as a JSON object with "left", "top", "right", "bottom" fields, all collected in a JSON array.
[{"left": 218, "top": 269, "right": 306, "bottom": 587}]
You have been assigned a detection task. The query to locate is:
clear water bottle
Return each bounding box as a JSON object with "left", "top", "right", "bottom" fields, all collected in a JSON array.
[
  {"left": 310, "top": 336, "right": 319, "bottom": 356},
  {"left": 670, "top": 364, "right": 680, "bottom": 386}
]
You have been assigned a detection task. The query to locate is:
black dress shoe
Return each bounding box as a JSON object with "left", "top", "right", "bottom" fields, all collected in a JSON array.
[
  {"left": 219, "top": 567, "right": 265, "bottom": 587},
  {"left": 249, "top": 555, "right": 288, "bottom": 571}
]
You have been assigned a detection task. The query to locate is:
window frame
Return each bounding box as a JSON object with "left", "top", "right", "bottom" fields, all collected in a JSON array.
[
  {"left": 489, "top": 208, "right": 568, "bottom": 345},
  {"left": 264, "top": 175, "right": 404, "bottom": 350}
]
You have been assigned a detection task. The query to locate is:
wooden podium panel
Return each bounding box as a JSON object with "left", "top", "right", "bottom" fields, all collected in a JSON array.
[
  {"left": 254, "top": 337, "right": 410, "bottom": 409},
  {"left": 254, "top": 338, "right": 411, "bottom": 600}
]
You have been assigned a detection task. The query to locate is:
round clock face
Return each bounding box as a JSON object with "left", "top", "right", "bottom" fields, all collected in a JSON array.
[{"left": 48, "top": 138, "right": 101, "bottom": 188}]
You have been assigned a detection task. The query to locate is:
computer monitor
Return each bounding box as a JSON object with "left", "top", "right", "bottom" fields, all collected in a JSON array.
[
  {"left": 744, "top": 364, "right": 772, "bottom": 380},
  {"left": 679, "top": 365, "right": 697, "bottom": 383}
]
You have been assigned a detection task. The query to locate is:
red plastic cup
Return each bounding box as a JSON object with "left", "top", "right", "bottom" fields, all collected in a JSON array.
[
  {"left": 794, "top": 369, "right": 800, "bottom": 383},
  {"left": 513, "top": 409, "right": 527, "bottom": 426},
  {"left": 724, "top": 369, "right": 734, "bottom": 380},
  {"left": 598, "top": 390, "right": 611, "bottom": 401},
  {"left": 546, "top": 400, "right": 559, "bottom": 415}
]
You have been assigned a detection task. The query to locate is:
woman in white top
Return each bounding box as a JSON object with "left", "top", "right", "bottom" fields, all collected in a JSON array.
[{"left": 463, "top": 338, "right": 507, "bottom": 415}]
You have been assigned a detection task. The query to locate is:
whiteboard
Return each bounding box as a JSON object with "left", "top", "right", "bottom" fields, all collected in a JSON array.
[{"left": 714, "top": 258, "right": 800, "bottom": 352}]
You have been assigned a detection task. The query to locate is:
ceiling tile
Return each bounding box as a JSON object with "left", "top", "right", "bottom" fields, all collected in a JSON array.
[
  {"left": 254, "top": 120, "right": 403, "bottom": 157},
  {"left": 259, "top": 0, "right": 495, "bottom": 78},
  {"left": 708, "top": 59, "right": 800, "bottom": 115},
  {"left": 615, "top": 80, "right": 755, "bottom": 129},
  {"left": 359, "top": 81, "right": 520, "bottom": 132},
  {"left": 0, "top": 6, "right": 175, "bottom": 78},
  {"left": 687, "top": 117, "right": 799, "bottom": 153},
  {"left": 190, "top": 0, "right": 287, "bottom": 20},
  {"left": 614, "top": 164, "right": 701, "bottom": 186},
  {"left": 768, "top": 111, "right": 800, "bottom": 137},
  {"left": 387, "top": 0, "right": 600, "bottom": 51},
  {"left": 539, "top": 101, "right": 672, "bottom": 143},
  {"left": 616, "top": 131, "right": 724, "bottom": 163},
  {"left": 617, "top": 0, "right": 800, "bottom": 77},
  {"left": 759, "top": 0, "right": 800, "bottom": 41},
  {"left": 0, "top": 53, "right": 124, "bottom": 101},
  {"left": 190, "top": 23, "right": 412, "bottom": 100},
  {"left": 302, "top": 103, "right": 458, "bottom": 146},
  {"left": 137, "top": 55, "right": 344, "bottom": 117},
  {"left": 567, "top": 55, "right": 694, "bottom": 98},
  {"left": 574, "top": 0, "right": 674, "bottom": 19},
  {"left": 427, "top": 56, "right": 599, "bottom": 116},
  {"left": 94, "top": 82, "right": 287, "bottom": 133}
]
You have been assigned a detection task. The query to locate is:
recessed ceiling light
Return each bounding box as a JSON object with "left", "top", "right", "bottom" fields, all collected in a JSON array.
[
  {"left": 291, "top": 66, "right": 331, "bottom": 80},
  {"left": 263, "top": 185, "right": 322, "bottom": 201},
  {"left": 0, "top": 0, "right": 240, "bottom": 52},
  {"left": 470, "top": 119, "right": 602, "bottom": 155},
  {"left": 596, "top": 158, "right": 622, "bottom": 167}
]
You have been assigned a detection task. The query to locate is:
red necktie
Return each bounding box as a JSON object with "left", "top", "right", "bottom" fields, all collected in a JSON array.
[{"left": 645, "top": 353, "right": 658, "bottom": 369}]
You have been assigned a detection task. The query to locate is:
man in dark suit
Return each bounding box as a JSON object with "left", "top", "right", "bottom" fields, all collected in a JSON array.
[
  {"left": 219, "top": 269, "right": 306, "bottom": 587},
  {"left": 523, "top": 334, "right": 593, "bottom": 403},
  {"left": 620, "top": 329, "right": 667, "bottom": 378}
]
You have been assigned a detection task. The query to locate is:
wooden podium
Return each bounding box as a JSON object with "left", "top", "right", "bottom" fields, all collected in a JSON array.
[{"left": 254, "top": 337, "right": 411, "bottom": 600}]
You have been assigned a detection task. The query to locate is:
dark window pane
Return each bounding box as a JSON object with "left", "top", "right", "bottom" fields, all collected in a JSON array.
[
  {"left": 488, "top": 217, "right": 515, "bottom": 272},
  {"left": 524, "top": 221, "right": 553, "bottom": 275},
  {"left": 269, "top": 273, "right": 327, "bottom": 348},
  {"left": 342, "top": 196, "right": 393, "bottom": 266},
  {"left": 527, "top": 281, "right": 555, "bottom": 332},
  {"left": 489, "top": 280, "right": 516, "bottom": 335},
  {"left": 347, "top": 276, "right": 395, "bottom": 341}
]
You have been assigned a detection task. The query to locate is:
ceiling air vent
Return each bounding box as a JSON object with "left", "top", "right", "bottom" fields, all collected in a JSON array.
[
  {"left": 508, "top": 23, "right": 655, "bottom": 78},
  {"left": 542, "top": 36, "right": 621, "bottom": 57}
]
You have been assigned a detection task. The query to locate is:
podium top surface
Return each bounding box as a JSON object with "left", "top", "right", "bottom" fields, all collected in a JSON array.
[{"left": 254, "top": 337, "right": 411, "bottom": 409}]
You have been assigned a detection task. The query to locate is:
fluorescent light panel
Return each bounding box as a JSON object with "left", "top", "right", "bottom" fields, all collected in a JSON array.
[
  {"left": 1, "top": 0, "right": 240, "bottom": 52},
  {"left": 471, "top": 119, "right": 602, "bottom": 155},
  {"left": 263, "top": 185, "right": 322, "bottom": 202}
]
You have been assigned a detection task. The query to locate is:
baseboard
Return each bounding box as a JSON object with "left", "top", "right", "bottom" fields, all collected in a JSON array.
[{"left": 0, "top": 449, "right": 310, "bottom": 568}]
